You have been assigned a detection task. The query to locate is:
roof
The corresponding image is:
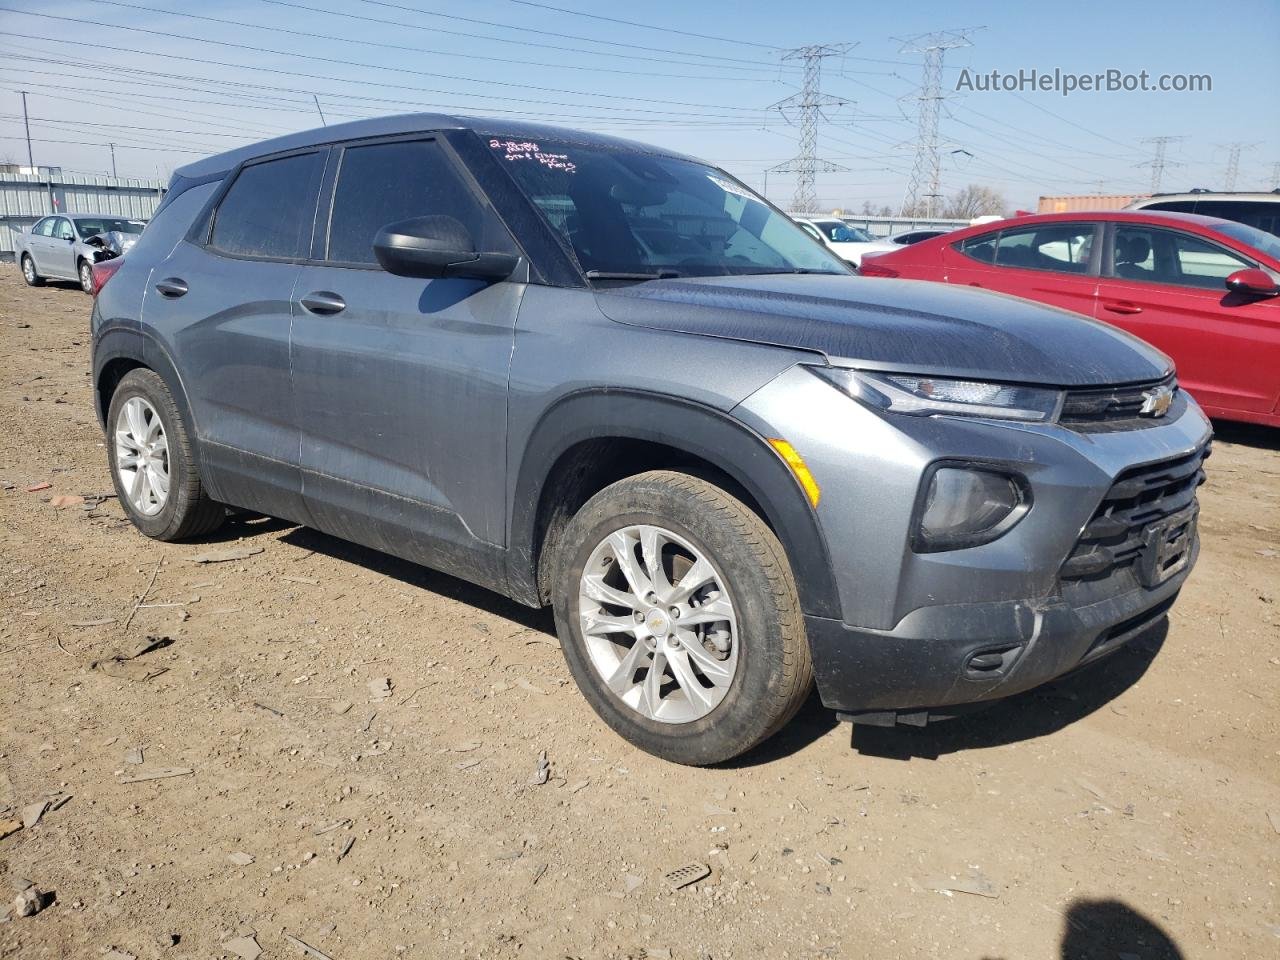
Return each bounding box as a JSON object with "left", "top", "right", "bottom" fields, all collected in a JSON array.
[
  {"left": 958, "top": 210, "right": 1237, "bottom": 232},
  {"left": 173, "top": 113, "right": 699, "bottom": 182},
  {"left": 1143, "top": 190, "right": 1280, "bottom": 201}
]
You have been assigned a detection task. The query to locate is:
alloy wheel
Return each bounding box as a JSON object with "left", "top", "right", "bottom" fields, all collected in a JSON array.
[
  {"left": 22, "top": 257, "right": 35, "bottom": 284},
  {"left": 114, "top": 396, "right": 170, "bottom": 516},
  {"left": 578, "top": 524, "right": 738, "bottom": 724},
  {"left": 79, "top": 261, "right": 93, "bottom": 294}
]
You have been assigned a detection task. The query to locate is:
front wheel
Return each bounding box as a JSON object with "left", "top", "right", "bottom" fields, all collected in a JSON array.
[
  {"left": 21, "top": 254, "right": 43, "bottom": 287},
  {"left": 78, "top": 259, "right": 94, "bottom": 294},
  {"left": 552, "top": 471, "right": 812, "bottom": 765}
]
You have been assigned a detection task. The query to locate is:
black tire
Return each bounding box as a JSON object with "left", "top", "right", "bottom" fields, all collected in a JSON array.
[
  {"left": 106, "top": 368, "right": 225, "bottom": 541},
  {"left": 77, "top": 258, "right": 94, "bottom": 295},
  {"left": 551, "top": 470, "right": 813, "bottom": 765},
  {"left": 20, "top": 254, "right": 44, "bottom": 287}
]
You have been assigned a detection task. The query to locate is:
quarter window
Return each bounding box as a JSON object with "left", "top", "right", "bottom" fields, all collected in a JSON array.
[
  {"left": 210, "top": 151, "right": 324, "bottom": 260},
  {"left": 326, "top": 139, "right": 514, "bottom": 265}
]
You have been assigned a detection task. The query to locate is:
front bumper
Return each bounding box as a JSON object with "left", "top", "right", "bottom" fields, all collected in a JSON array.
[
  {"left": 805, "top": 537, "right": 1193, "bottom": 716},
  {"left": 733, "top": 364, "right": 1213, "bottom": 719}
]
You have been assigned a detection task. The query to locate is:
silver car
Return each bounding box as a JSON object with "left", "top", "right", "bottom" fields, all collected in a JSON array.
[{"left": 16, "top": 213, "right": 145, "bottom": 294}]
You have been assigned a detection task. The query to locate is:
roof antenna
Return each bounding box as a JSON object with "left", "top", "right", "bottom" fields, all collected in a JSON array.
[{"left": 313, "top": 94, "right": 327, "bottom": 127}]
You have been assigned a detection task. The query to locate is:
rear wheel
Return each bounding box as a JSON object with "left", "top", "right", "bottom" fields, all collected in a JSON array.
[
  {"left": 106, "top": 368, "right": 225, "bottom": 541},
  {"left": 552, "top": 471, "right": 812, "bottom": 765},
  {"left": 78, "top": 259, "right": 94, "bottom": 294},
  {"left": 21, "top": 254, "right": 43, "bottom": 287}
]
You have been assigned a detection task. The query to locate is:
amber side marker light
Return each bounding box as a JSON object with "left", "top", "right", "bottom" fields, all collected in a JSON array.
[{"left": 767, "top": 438, "right": 821, "bottom": 508}]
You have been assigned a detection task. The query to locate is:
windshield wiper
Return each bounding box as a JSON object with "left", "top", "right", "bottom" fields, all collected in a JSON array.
[{"left": 585, "top": 269, "right": 682, "bottom": 281}]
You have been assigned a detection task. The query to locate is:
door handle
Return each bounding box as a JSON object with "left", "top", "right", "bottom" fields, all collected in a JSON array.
[
  {"left": 1102, "top": 300, "right": 1142, "bottom": 315},
  {"left": 299, "top": 291, "right": 346, "bottom": 315},
  {"left": 155, "top": 277, "right": 188, "bottom": 298}
]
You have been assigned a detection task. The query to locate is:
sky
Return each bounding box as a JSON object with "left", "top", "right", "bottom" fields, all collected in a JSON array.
[{"left": 0, "top": 0, "right": 1277, "bottom": 212}]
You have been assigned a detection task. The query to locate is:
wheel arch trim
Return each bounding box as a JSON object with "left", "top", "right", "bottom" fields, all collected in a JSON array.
[{"left": 507, "top": 388, "right": 842, "bottom": 619}]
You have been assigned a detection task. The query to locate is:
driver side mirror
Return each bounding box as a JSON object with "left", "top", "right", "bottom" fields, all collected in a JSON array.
[
  {"left": 1225, "top": 267, "right": 1279, "bottom": 298},
  {"left": 372, "top": 216, "right": 518, "bottom": 281}
]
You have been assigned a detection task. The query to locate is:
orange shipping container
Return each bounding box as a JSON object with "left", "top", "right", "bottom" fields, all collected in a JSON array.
[{"left": 1038, "top": 194, "right": 1149, "bottom": 213}]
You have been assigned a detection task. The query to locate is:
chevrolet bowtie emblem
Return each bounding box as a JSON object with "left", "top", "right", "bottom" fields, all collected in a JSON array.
[{"left": 1139, "top": 384, "right": 1174, "bottom": 417}]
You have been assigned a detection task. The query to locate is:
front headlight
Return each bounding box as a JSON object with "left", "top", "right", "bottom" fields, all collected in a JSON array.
[{"left": 812, "top": 367, "right": 1063, "bottom": 422}]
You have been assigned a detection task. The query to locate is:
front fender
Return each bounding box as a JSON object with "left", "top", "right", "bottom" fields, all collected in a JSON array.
[{"left": 506, "top": 388, "right": 841, "bottom": 619}]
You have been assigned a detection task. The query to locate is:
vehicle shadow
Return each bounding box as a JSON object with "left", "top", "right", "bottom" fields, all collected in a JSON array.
[
  {"left": 1209, "top": 419, "right": 1280, "bottom": 451},
  {"left": 851, "top": 619, "right": 1168, "bottom": 761},
  {"left": 186, "top": 514, "right": 1167, "bottom": 767},
  {"left": 273, "top": 523, "right": 556, "bottom": 637},
  {"left": 981, "top": 897, "right": 1186, "bottom": 960}
]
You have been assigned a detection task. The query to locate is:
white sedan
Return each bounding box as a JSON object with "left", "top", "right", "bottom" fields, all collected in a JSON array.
[{"left": 793, "top": 217, "right": 897, "bottom": 267}]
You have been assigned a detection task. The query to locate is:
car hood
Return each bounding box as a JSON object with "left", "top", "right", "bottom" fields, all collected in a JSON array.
[{"left": 593, "top": 273, "right": 1173, "bottom": 387}]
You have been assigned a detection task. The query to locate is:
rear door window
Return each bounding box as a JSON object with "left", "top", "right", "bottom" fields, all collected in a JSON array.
[
  {"left": 992, "top": 223, "right": 1095, "bottom": 273},
  {"left": 209, "top": 151, "right": 324, "bottom": 260},
  {"left": 325, "top": 138, "right": 515, "bottom": 265},
  {"left": 32, "top": 217, "right": 54, "bottom": 237},
  {"left": 956, "top": 231, "right": 997, "bottom": 263}
]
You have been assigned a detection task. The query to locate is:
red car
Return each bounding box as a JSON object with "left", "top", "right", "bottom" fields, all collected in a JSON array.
[{"left": 860, "top": 211, "right": 1280, "bottom": 427}]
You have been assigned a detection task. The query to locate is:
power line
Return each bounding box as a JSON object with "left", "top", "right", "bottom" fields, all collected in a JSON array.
[
  {"left": 0, "top": 134, "right": 208, "bottom": 154},
  {"left": 1218, "top": 141, "right": 1258, "bottom": 191},
  {"left": 256, "top": 0, "right": 794, "bottom": 72},
  {"left": 1139, "top": 136, "right": 1186, "bottom": 192},
  {"left": 89, "top": 0, "right": 789, "bottom": 84},
  {"left": 496, "top": 0, "right": 780, "bottom": 49},
  {"left": 897, "top": 28, "right": 980, "bottom": 216},
  {"left": 0, "top": 12, "right": 772, "bottom": 116},
  {"left": 0, "top": 30, "right": 777, "bottom": 129},
  {"left": 348, "top": 0, "right": 791, "bottom": 68},
  {"left": 767, "top": 44, "right": 854, "bottom": 213}
]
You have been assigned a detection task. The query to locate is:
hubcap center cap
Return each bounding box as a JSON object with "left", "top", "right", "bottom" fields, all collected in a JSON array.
[{"left": 644, "top": 608, "right": 671, "bottom": 637}]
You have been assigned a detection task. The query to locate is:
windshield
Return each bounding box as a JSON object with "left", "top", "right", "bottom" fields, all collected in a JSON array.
[
  {"left": 74, "top": 218, "right": 144, "bottom": 237},
  {"left": 1215, "top": 221, "right": 1280, "bottom": 261},
  {"left": 814, "top": 221, "right": 872, "bottom": 243},
  {"left": 489, "top": 137, "right": 849, "bottom": 278}
]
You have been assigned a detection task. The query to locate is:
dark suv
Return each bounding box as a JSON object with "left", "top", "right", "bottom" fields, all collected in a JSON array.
[{"left": 91, "top": 115, "right": 1211, "bottom": 764}]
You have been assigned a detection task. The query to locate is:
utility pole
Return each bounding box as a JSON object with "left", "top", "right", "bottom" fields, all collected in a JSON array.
[
  {"left": 767, "top": 43, "right": 853, "bottom": 214},
  {"left": 313, "top": 94, "right": 327, "bottom": 126},
  {"left": 1271, "top": 161, "right": 1280, "bottom": 191},
  {"left": 1219, "top": 141, "right": 1257, "bottom": 191},
  {"left": 897, "top": 28, "right": 978, "bottom": 218},
  {"left": 108, "top": 142, "right": 117, "bottom": 179},
  {"left": 1138, "top": 136, "right": 1185, "bottom": 193},
  {"left": 20, "top": 90, "right": 34, "bottom": 170}
]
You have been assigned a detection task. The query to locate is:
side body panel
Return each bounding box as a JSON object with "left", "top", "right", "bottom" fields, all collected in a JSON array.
[
  {"left": 504, "top": 284, "right": 841, "bottom": 616},
  {"left": 144, "top": 239, "right": 306, "bottom": 521},
  {"left": 290, "top": 266, "right": 524, "bottom": 590}
]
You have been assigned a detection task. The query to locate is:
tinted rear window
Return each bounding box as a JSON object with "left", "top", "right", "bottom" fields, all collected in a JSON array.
[{"left": 210, "top": 152, "right": 323, "bottom": 259}]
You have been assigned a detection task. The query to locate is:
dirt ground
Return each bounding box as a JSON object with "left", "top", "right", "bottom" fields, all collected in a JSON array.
[{"left": 0, "top": 268, "right": 1276, "bottom": 960}]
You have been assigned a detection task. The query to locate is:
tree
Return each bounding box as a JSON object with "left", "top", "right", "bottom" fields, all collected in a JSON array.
[{"left": 940, "top": 184, "right": 1009, "bottom": 220}]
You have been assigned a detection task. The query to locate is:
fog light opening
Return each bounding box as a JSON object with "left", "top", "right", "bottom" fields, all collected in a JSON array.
[{"left": 914, "top": 465, "right": 1029, "bottom": 552}]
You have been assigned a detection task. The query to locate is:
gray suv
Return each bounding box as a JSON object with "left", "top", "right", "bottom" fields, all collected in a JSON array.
[{"left": 90, "top": 115, "right": 1211, "bottom": 764}]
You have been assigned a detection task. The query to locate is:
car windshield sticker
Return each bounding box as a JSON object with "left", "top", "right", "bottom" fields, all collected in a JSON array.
[
  {"left": 707, "top": 174, "right": 754, "bottom": 200},
  {"left": 490, "top": 139, "right": 577, "bottom": 174}
]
